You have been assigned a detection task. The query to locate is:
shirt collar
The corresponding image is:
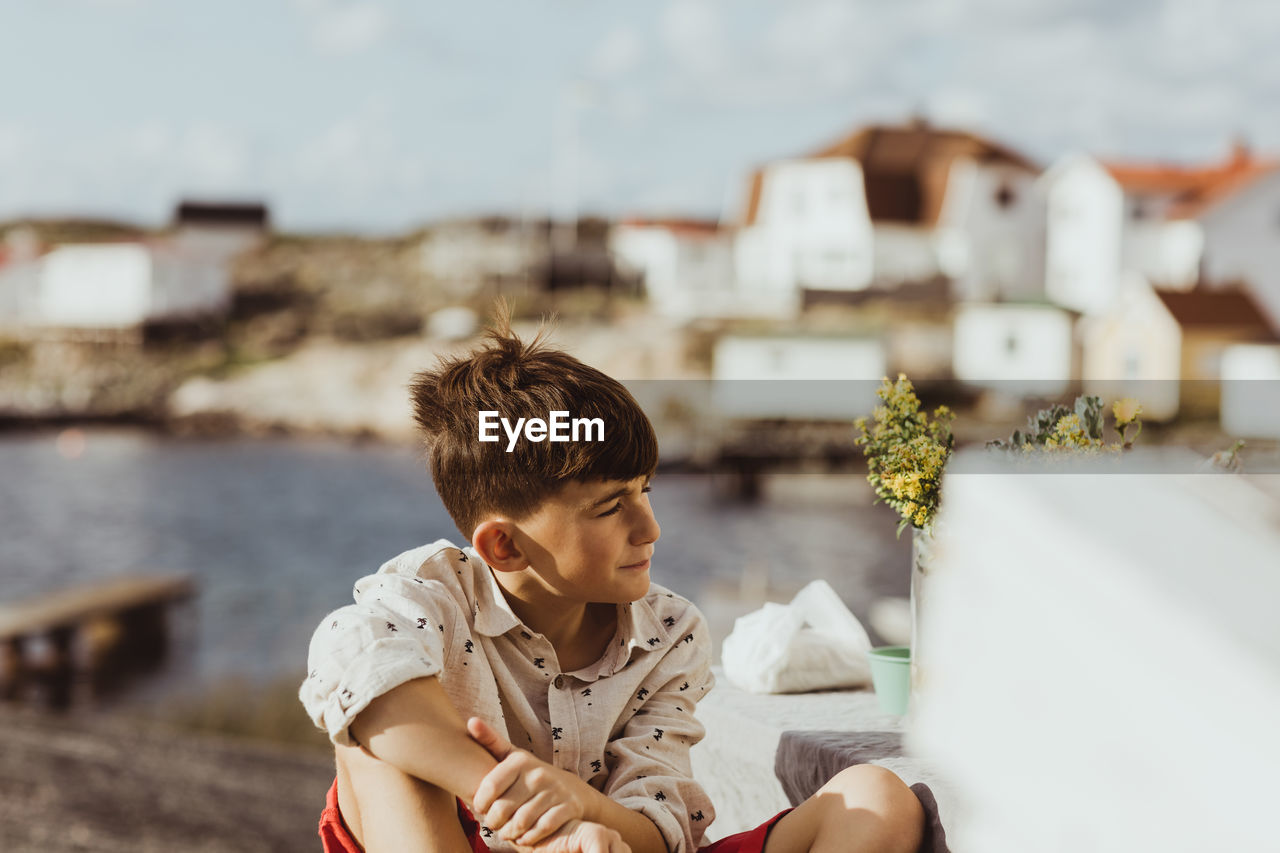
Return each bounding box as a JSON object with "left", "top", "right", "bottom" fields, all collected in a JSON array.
[
  {"left": 471, "top": 549, "right": 523, "bottom": 638},
  {"left": 595, "top": 592, "right": 670, "bottom": 678},
  {"left": 468, "top": 546, "right": 672, "bottom": 671}
]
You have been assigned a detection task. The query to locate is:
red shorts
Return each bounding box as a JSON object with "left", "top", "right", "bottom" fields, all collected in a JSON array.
[{"left": 319, "top": 778, "right": 792, "bottom": 853}]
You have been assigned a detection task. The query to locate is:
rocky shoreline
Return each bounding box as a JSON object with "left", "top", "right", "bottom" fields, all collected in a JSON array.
[{"left": 0, "top": 704, "right": 333, "bottom": 853}]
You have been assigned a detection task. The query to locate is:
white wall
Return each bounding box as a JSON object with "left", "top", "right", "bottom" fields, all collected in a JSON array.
[
  {"left": 738, "top": 158, "right": 873, "bottom": 298},
  {"left": 1121, "top": 219, "right": 1203, "bottom": 290},
  {"left": 1080, "top": 274, "right": 1182, "bottom": 421},
  {"left": 870, "top": 224, "right": 948, "bottom": 285},
  {"left": 912, "top": 450, "right": 1280, "bottom": 853},
  {"left": 952, "top": 304, "right": 1074, "bottom": 395},
  {"left": 611, "top": 225, "right": 741, "bottom": 319},
  {"left": 1199, "top": 169, "right": 1280, "bottom": 330},
  {"left": 1043, "top": 156, "right": 1124, "bottom": 315},
  {"left": 1220, "top": 343, "right": 1280, "bottom": 439},
  {"left": 942, "top": 160, "right": 1044, "bottom": 302},
  {"left": 711, "top": 335, "right": 884, "bottom": 419},
  {"left": 39, "top": 244, "right": 152, "bottom": 327}
]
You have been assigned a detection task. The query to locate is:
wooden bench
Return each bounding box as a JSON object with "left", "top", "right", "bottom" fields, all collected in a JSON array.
[{"left": 0, "top": 574, "right": 195, "bottom": 707}]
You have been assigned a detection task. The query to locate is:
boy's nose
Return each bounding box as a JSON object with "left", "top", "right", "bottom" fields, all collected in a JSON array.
[{"left": 632, "top": 504, "right": 661, "bottom": 545}]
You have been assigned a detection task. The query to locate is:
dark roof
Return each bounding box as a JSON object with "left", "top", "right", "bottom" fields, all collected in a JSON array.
[
  {"left": 1154, "top": 286, "right": 1277, "bottom": 337},
  {"left": 744, "top": 119, "right": 1038, "bottom": 226},
  {"left": 174, "top": 201, "right": 270, "bottom": 228}
]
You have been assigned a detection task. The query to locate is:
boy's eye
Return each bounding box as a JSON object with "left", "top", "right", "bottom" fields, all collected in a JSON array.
[{"left": 596, "top": 483, "right": 651, "bottom": 517}]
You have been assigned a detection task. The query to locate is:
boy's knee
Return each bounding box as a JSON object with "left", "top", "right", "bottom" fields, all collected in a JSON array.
[{"left": 822, "top": 765, "right": 923, "bottom": 853}]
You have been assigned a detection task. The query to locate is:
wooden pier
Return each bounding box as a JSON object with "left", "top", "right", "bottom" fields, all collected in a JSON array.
[{"left": 0, "top": 573, "right": 195, "bottom": 708}]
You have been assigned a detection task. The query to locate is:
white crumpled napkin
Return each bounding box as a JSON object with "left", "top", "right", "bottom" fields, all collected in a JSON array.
[{"left": 721, "top": 579, "right": 873, "bottom": 694}]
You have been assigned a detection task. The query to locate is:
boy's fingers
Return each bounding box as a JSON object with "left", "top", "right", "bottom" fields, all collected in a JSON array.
[
  {"left": 516, "top": 802, "right": 575, "bottom": 846},
  {"left": 467, "top": 716, "right": 514, "bottom": 760},
  {"left": 500, "top": 791, "right": 554, "bottom": 841},
  {"left": 472, "top": 755, "right": 524, "bottom": 818}
]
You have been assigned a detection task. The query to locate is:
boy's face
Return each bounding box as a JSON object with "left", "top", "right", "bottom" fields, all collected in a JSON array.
[{"left": 513, "top": 476, "right": 660, "bottom": 606}]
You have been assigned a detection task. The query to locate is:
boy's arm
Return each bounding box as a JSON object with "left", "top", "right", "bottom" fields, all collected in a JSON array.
[
  {"left": 349, "top": 675, "right": 498, "bottom": 801},
  {"left": 469, "top": 719, "right": 668, "bottom": 853},
  {"left": 355, "top": 679, "right": 636, "bottom": 853}
]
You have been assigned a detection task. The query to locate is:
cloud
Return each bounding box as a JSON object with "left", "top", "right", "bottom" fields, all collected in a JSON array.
[
  {"left": 588, "top": 27, "right": 645, "bottom": 80},
  {"left": 290, "top": 0, "right": 391, "bottom": 57}
]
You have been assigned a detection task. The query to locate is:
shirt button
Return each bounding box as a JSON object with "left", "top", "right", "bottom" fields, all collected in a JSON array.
[{"left": 553, "top": 675, "right": 565, "bottom": 689}]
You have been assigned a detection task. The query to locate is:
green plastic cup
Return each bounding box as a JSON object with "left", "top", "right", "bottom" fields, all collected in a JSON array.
[{"left": 867, "top": 645, "right": 911, "bottom": 715}]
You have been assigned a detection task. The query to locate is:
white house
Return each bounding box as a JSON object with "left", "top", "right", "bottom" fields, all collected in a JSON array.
[
  {"left": 1098, "top": 144, "right": 1280, "bottom": 323},
  {"left": 735, "top": 120, "right": 1041, "bottom": 309},
  {"left": 418, "top": 216, "right": 550, "bottom": 299},
  {"left": 1079, "top": 273, "right": 1183, "bottom": 421},
  {"left": 1039, "top": 154, "right": 1126, "bottom": 316},
  {"left": 734, "top": 156, "right": 873, "bottom": 304},
  {"left": 711, "top": 333, "right": 885, "bottom": 420},
  {"left": 952, "top": 302, "right": 1075, "bottom": 397},
  {"left": 0, "top": 203, "right": 266, "bottom": 334},
  {"left": 608, "top": 219, "right": 746, "bottom": 319},
  {"left": 1219, "top": 343, "right": 1280, "bottom": 439},
  {"left": 1187, "top": 162, "right": 1280, "bottom": 331}
]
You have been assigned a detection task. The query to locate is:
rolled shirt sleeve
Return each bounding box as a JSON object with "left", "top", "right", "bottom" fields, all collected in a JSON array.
[
  {"left": 604, "top": 612, "right": 717, "bottom": 853},
  {"left": 299, "top": 572, "right": 457, "bottom": 746}
]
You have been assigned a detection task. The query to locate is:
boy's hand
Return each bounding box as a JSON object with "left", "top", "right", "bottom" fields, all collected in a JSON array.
[
  {"left": 468, "top": 717, "right": 603, "bottom": 847},
  {"left": 532, "top": 820, "right": 631, "bottom": 853}
]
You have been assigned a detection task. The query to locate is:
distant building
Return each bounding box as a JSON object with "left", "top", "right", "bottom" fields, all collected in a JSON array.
[
  {"left": 609, "top": 219, "right": 741, "bottom": 319},
  {"left": 419, "top": 216, "right": 626, "bottom": 300},
  {"left": 735, "top": 119, "right": 1041, "bottom": 311},
  {"left": 952, "top": 302, "right": 1076, "bottom": 398},
  {"left": 1038, "top": 154, "right": 1127, "bottom": 316},
  {"left": 1152, "top": 285, "right": 1277, "bottom": 417},
  {"left": 418, "top": 217, "right": 550, "bottom": 299},
  {"left": 1079, "top": 274, "right": 1184, "bottom": 421},
  {"left": 711, "top": 333, "right": 885, "bottom": 420},
  {"left": 1220, "top": 343, "right": 1280, "bottom": 439},
  {"left": 0, "top": 202, "right": 268, "bottom": 337}
]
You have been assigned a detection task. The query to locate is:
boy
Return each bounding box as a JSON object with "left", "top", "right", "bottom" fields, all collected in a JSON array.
[{"left": 299, "top": 318, "right": 924, "bottom": 853}]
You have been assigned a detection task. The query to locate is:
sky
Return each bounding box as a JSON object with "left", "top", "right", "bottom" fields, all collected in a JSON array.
[{"left": 1, "top": 0, "right": 1277, "bottom": 234}]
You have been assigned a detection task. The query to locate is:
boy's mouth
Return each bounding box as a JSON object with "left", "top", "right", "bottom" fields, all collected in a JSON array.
[{"left": 620, "top": 554, "right": 652, "bottom": 571}]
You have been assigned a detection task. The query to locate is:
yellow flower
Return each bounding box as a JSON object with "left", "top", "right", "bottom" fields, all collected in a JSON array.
[{"left": 1113, "top": 398, "right": 1142, "bottom": 426}]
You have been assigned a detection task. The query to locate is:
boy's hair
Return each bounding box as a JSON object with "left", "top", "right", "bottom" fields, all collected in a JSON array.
[{"left": 409, "top": 311, "right": 658, "bottom": 537}]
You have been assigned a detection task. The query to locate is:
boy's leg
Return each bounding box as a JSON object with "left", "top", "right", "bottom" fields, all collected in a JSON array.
[
  {"left": 335, "top": 743, "right": 476, "bottom": 853},
  {"left": 762, "top": 765, "right": 923, "bottom": 853}
]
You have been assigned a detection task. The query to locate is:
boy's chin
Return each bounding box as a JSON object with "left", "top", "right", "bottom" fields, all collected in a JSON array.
[{"left": 601, "top": 575, "right": 650, "bottom": 604}]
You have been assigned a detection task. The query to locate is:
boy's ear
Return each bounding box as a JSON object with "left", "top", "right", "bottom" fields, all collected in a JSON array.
[{"left": 472, "top": 520, "right": 527, "bottom": 573}]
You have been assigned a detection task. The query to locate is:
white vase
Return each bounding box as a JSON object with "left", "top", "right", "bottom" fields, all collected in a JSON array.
[{"left": 909, "top": 526, "right": 934, "bottom": 695}]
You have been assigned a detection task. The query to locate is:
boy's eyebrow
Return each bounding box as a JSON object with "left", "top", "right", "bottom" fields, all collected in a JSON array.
[
  {"left": 587, "top": 485, "right": 632, "bottom": 509},
  {"left": 585, "top": 478, "right": 650, "bottom": 510}
]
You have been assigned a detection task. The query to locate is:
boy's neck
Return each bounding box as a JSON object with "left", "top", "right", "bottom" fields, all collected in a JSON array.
[{"left": 492, "top": 570, "right": 618, "bottom": 671}]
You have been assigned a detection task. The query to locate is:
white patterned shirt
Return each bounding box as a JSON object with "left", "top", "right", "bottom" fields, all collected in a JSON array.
[{"left": 300, "top": 540, "right": 717, "bottom": 853}]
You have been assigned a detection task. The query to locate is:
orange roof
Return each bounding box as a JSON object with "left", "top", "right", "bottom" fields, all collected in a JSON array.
[
  {"left": 1101, "top": 143, "right": 1279, "bottom": 220},
  {"left": 743, "top": 119, "right": 1036, "bottom": 227}
]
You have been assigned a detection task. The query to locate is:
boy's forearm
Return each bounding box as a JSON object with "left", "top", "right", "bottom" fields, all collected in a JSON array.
[
  {"left": 349, "top": 675, "right": 498, "bottom": 802},
  {"left": 586, "top": 795, "right": 668, "bottom": 853}
]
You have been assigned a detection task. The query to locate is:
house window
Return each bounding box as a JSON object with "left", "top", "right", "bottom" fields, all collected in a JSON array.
[
  {"left": 1124, "top": 350, "right": 1141, "bottom": 379},
  {"left": 995, "top": 184, "right": 1017, "bottom": 209}
]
